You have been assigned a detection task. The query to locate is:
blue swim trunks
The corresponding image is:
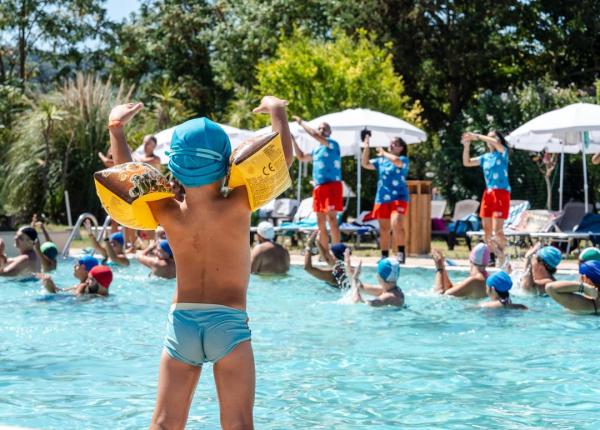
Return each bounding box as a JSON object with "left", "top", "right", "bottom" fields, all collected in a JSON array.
[{"left": 164, "top": 303, "right": 251, "bottom": 366}]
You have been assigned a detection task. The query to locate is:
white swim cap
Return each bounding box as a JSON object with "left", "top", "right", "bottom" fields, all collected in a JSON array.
[{"left": 257, "top": 221, "right": 275, "bottom": 240}]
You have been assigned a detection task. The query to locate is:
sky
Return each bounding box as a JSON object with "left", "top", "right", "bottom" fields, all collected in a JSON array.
[{"left": 105, "top": 0, "right": 140, "bottom": 22}]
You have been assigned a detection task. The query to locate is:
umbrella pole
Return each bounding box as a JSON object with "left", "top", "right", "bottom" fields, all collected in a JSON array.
[
  {"left": 296, "top": 160, "right": 302, "bottom": 204},
  {"left": 582, "top": 132, "right": 589, "bottom": 212},
  {"left": 559, "top": 146, "right": 565, "bottom": 211},
  {"left": 356, "top": 153, "right": 362, "bottom": 217}
]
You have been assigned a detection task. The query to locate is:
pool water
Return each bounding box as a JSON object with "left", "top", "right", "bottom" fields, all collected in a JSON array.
[{"left": 1, "top": 261, "right": 600, "bottom": 429}]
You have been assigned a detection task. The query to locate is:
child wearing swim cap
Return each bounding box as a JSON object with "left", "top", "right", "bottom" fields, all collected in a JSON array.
[
  {"left": 521, "top": 243, "right": 562, "bottom": 295},
  {"left": 478, "top": 271, "right": 527, "bottom": 310},
  {"left": 137, "top": 239, "right": 176, "bottom": 279},
  {"left": 38, "top": 255, "right": 100, "bottom": 294},
  {"left": 83, "top": 220, "right": 130, "bottom": 267},
  {"left": 546, "top": 260, "right": 600, "bottom": 315},
  {"left": 303, "top": 231, "right": 352, "bottom": 289},
  {"left": 347, "top": 252, "right": 404, "bottom": 307},
  {"left": 83, "top": 265, "right": 113, "bottom": 296},
  {"left": 105, "top": 96, "right": 293, "bottom": 428},
  {"left": 432, "top": 243, "right": 489, "bottom": 298}
]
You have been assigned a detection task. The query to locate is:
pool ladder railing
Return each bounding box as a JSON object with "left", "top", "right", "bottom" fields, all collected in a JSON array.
[{"left": 60, "top": 213, "right": 112, "bottom": 258}]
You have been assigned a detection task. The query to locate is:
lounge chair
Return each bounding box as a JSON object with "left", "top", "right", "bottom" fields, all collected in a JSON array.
[
  {"left": 529, "top": 202, "right": 593, "bottom": 254},
  {"left": 432, "top": 199, "right": 480, "bottom": 250}
]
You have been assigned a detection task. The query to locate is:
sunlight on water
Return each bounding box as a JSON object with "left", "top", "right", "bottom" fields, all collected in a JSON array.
[{"left": 1, "top": 260, "right": 599, "bottom": 429}]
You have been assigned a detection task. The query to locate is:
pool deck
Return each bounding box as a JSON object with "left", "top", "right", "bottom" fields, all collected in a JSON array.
[{"left": 288, "top": 253, "right": 580, "bottom": 274}]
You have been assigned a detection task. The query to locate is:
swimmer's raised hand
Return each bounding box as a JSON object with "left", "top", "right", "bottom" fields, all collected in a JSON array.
[
  {"left": 109, "top": 102, "right": 144, "bottom": 125},
  {"left": 252, "top": 96, "right": 288, "bottom": 114}
]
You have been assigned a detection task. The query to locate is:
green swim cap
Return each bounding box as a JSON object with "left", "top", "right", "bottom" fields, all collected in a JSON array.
[
  {"left": 40, "top": 242, "right": 58, "bottom": 260},
  {"left": 579, "top": 247, "right": 600, "bottom": 263}
]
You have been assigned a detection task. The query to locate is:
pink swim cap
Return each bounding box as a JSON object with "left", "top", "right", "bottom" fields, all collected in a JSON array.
[{"left": 470, "top": 243, "right": 490, "bottom": 266}]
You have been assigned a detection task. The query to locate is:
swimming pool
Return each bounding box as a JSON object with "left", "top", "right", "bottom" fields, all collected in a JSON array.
[{"left": 1, "top": 261, "right": 599, "bottom": 429}]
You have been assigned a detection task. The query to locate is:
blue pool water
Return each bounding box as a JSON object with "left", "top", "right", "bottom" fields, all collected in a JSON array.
[{"left": 1, "top": 261, "right": 600, "bottom": 429}]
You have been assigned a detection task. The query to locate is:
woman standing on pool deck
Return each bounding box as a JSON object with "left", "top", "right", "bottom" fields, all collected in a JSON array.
[
  {"left": 462, "top": 130, "right": 510, "bottom": 266},
  {"left": 361, "top": 134, "right": 410, "bottom": 263}
]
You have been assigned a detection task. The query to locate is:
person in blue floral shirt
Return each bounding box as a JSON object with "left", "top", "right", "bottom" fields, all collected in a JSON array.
[
  {"left": 462, "top": 130, "right": 510, "bottom": 266},
  {"left": 362, "top": 134, "right": 410, "bottom": 263}
]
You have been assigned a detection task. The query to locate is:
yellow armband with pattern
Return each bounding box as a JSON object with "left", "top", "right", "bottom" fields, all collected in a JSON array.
[
  {"left": 94, "top": 162, "right": 174, "bottom": 230},
  {"left": 222, "top": 132, "right": 292, "bottom": 210}
]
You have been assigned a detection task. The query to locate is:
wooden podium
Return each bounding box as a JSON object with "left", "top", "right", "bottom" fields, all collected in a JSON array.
[{"left": 403, "top": 180, "right": 432, "bottom": 256}]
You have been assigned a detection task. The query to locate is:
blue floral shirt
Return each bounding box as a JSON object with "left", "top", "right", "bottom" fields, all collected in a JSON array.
[
  {"left": 371, "top": 156, "right": 409, "bottom": 203},
  {"left": 478, "top": 150, "right": 510, "bottom": 191},
  {"left": 312, "top": 138, "right": 342, "bottom": 185}
]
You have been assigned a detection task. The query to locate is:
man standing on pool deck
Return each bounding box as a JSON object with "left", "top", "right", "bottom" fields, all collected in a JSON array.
[
  {"left": 105, "top": 96, "right": 293, "bottom": 429},
  {"left": 292, "top": 116, "right": 343, "bottom": 250}
]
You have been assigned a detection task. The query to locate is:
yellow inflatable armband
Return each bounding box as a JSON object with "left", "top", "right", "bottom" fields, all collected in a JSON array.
[
  {"left": 94, "top": 162, "right": 174, "bottom": 230},
  {"left": 223, "top": 132, "right": 292, "bottom": 210}
]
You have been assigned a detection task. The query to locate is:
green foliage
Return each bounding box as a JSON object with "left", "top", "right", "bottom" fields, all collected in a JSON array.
[{"left": 1, "top": 74, "right": 133, "bottom": 223}]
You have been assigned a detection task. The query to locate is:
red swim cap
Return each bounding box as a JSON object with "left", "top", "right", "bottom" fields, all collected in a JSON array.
[{"left": 89, "top": 265, "right": 113, "bottom": 289}]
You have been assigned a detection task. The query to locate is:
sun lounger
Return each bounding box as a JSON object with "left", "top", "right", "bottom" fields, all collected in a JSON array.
[
  {"left": 432, "top": 199, "right": 480, "bottom": 250},
  {"left": 528, "top": 202, "right": 593, "bottom": 254}
]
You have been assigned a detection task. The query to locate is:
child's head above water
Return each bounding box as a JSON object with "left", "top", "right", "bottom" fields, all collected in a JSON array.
[
  {"left": 377, "top": 258, "right": 400, "bottom": 287},
  {"left": 168, "top": 118, "right": 232, "bottom": 188}
]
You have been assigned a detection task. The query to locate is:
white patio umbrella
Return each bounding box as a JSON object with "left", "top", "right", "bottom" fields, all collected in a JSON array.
[
  {"left": 257, "top": 109, "right": 427, "bottom": 214},
  {"left": 507, "top": 103, "right": 600, "bottom": 211},
  {"left": 133, "top": 123, "right": 254, "bottom": 165}
]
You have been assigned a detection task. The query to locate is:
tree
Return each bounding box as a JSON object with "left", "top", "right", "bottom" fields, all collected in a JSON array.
[
  {"left": 0, "top": 0, "right": 109, "bottom": 86},
  {"left": 109, "top": 0, "right": 217, "bottom": 117}
]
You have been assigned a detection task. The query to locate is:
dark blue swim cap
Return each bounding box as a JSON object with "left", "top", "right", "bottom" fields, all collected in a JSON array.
[
  {"left": 78, "top": 255, "right": 99, "bottom": 272},
  {"left": 330, "top": 243, "right": 347, "bottom": 261}
]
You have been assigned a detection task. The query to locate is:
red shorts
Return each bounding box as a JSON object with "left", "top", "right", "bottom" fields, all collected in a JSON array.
[
  {"left": 371, "top": 200, "right": 409, "bottom": 219},
  {"left": 480, "top": 189, "right": 510, "bottom": 219},
  {"left": 313, "top": 181, "right": 343, "bottom": 213}
]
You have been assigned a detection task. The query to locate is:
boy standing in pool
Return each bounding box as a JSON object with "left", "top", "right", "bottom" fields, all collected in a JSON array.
[{"left": 105, "top": 96, "right": 293, "bottom": 429}]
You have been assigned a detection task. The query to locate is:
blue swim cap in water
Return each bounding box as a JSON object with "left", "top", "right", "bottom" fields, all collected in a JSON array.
[
  {"left": 78, "top": 255, "right": 99, "bottom": 272},
  {"left": 109, "top": 232, "right": 124, "bottom": 246},
  {"left": 40, "top": 242, "right": 58, "bottom": 260},
  {"left": 486, "top": 271, "right": 512, "bottom": 293},
  {"left": 159, "top": 239, "right": 173, "bottom": 257},
  {"left": 330, "top": 243, "right": 347, "bottom": 261},
  {"left": 537, "top": 246, "right": 562, "bottom": 269},
  {"left": 168, "top": 118, "right": 231, "bottom": 188},
  {"left": 377, "top": 258, "right": 400, "bottom": 283},
  {"left": 580, "top": 260, "right": 600, "bottom": 286}
]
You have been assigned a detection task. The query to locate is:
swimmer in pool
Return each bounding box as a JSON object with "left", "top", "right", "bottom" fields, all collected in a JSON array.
[
  {"left": 84, "top": 220, "right": 130, "bottom": 267},
  {"left": 40, "top": 263, "right": 112, "bottom": 297},
  {"left": 0, "top": 227, "right": 41, "bottom": 277},
  {"left": 347, "top": 251, "right": 404, "bottom": 307},
  {"left": 521, "top": 244, "right": 561, "bottom": 294},
  {"left": 303, "top": 230, "right": 351, "bottom": 289},
  {"left": 478, "top": 271, "right": 527, "bottom": 310},
  {"left": 105, "top": 96, "right": 293, "bottom": 429},
  {"left": 31, "top": 215, "right": 58, "bottom": 272},
  {"left": 250, "top": 221, "right": 290, "bottom": 275},
  {"left": 38, "top": 255, "right": 99, "bottom": 294},
  {"left": 546, "top": 260, "right": 600, "bottom": 315},
  {"left": 137, "top": 239, "right": 176, "bottom": 279},
  {"left": 432, "top": 243, "right": 489, "bottom": 298}
]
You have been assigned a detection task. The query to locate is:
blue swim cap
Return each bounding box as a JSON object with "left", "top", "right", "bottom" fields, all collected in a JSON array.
[
  {"left": 486, "top": 271, "right": 512, "bottom": 293},
  {"left": 580, "top": 260, "right": 600, "bottom": 286},
  {"left": 377, "top": 258, "right": 400, "bottom": 283},
  {"left": 330, "top": 243, "right": 347, "bottom": 261},
  {"left": 78, "top": 255, "right": 99, "bottom": 272},
  {"left": 40, "top": 242, "right": 58, "bottom": 260},
  {"left": 109, "top": 232, "right": 124, "bottom": 246},
  {"left": 159, "top": 239, "right": 173, "bottom": 257},
  {"left": 168, "top": 118, "right": 231, "bottom": 188},
  {"left": 537, "top": 246, "right": 562, "bottom": 269}
]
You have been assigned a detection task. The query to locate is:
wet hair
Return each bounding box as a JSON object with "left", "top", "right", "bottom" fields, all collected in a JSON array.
[
  {"left": 391, "top": 137, "right": 407, "bottom": 156},
  {"left": 537, "top": 256, "right": 557, "bottom": 275},
  {"left": 496, "top": 290, "right": 510, "bottom": 305}
]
